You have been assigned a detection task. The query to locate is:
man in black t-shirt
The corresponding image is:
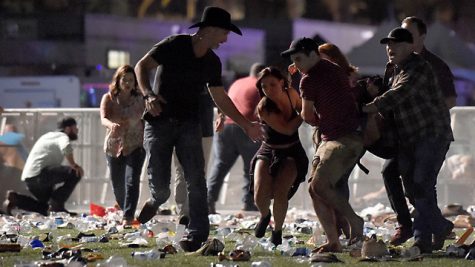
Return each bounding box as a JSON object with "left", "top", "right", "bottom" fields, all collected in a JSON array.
[{"left": 134, "top": 6, "right": 264, "bottom": 252}]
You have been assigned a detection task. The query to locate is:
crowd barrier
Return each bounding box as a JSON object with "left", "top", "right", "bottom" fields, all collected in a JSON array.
[{"left": 1, "top": 107, "right": 474, "bottom": 212}]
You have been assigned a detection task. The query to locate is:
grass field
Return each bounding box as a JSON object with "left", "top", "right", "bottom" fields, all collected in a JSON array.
[{"left": 1, "top": 226, "right": 475, "bottom": 267}]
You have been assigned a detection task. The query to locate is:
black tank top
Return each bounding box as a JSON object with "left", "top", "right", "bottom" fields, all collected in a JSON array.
[{"left": 263, "top": 90, "right": 300, "bottom": 145}]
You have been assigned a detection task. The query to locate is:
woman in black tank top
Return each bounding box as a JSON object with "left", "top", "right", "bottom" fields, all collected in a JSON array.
[{"left": 250, "top": 67, "right": 309, "bottom": 246}]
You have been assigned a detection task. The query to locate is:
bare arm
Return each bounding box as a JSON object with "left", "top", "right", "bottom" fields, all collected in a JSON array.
[
  {"left": 135, "top": 55, "right": 158, "bottom": 97},
  {"left": 301, "top": 99, "right": 318, "bottom": 126},
  {"left": 135, "top": 55, "right": 166, "bottom": 116},
  {"left": 259, "top": 88, "right": 303, "bottom": 135},
  {"left": 99, "top": 94, "right": 120, "bottom": 133},
  {"left": 208, "top": 86, "right": 264, "bottom": 142}
]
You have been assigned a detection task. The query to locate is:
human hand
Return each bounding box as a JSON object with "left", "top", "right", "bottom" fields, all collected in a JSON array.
[
  {"left": 288, "top": 63, "right": 298, "bottom": 75},
  {"left": 214, "top": 114, "right": 225, "bottom": 132},
  {"left": 72, "top": 164, "right": 84, "bottom": 178},
  {"left": 145, "top": 94, "right": 167, "bottom": 116},
  {"left": 111, "top": 123, "right": 121, "bottom": 136}
]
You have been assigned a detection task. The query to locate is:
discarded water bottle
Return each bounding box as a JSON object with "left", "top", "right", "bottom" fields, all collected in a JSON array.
[
  {"left": 99, "top": 255, "right": 128, "bottom": 267},
  {"left": 19, "top": 221, "right": 32, "bottom": 234},
  {"left": 124, "top": 231, "right": 141, "bottom": 240},
  {"left": 16, "top": 235, "right": 31, "bottom": 247},
  {"left": 131, "top": 249, "right": 164, "bottom": 260}
]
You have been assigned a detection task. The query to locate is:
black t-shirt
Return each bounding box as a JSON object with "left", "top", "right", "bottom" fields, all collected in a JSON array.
[{"left": 147, "top": 34, "right": 222, "bottom": 121}]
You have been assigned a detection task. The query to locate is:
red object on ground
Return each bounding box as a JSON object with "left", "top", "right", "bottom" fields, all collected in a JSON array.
[{"left": 90, "top": 202, "right": 106, "bottom": 217}]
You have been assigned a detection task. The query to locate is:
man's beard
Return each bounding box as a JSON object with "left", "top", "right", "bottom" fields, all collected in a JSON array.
[{"left": 68, "top": 132, "right": 78, "bottom": 141}]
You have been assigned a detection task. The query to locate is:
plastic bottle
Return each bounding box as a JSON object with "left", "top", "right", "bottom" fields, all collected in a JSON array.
[
  {"left": 97, "top": 256, "right": 128, "bottom": 267},
  {"left": 131, "top": 249, "right": 163, "bottom": 260},
  {"left": 19, "top": 221, "right": 32, "bottom": 234}
]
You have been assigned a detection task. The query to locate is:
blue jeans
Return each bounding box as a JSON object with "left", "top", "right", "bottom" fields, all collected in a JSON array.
[
  {"left": 398, "top": 137, "right": 450, "bottom": 245},
  {"left": 207, "top": 124, "right": 260, "bottom": 207},
  {"left": 144, "top": 118, "right": 209, "bottom": 241},
  {"left": 106, "top": 147, "right": 145, "bottom": 220}
]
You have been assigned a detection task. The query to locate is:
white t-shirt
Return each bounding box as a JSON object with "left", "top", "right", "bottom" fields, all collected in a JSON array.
[{"left": 21, "top": 131, "right": 73, "bottom": 180}]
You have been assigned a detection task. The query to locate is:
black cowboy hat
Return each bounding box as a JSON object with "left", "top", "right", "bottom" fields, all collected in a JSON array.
[{"left": 189, "top": 6, "right": 242, "bottom": 36}]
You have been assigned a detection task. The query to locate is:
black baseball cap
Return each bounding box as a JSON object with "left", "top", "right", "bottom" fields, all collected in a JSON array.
[
  {"left": 57, "top": 117, "right": 77, "bottom": 130},
  {"left": 380, "top": 27, "right": 413, "bottom": 44},
  {"left": 281, "top": 37, "right": 318, "bottom": 57}
]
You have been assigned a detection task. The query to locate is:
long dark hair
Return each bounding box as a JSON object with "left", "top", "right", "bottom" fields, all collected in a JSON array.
[
  {"left": 109, "top": 65, "right": 139, "bottom": 97},
  {"left": 255, "top": 66, "right": 289, "bottom": 114}
]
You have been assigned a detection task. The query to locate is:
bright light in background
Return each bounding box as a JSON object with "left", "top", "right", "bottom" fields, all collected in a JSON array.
[
  {"left": 361, "top": 30, "right": 374, "bottom": 40},
  {"left": 107, "top": 50, "right": 130, "bottom": 69}
]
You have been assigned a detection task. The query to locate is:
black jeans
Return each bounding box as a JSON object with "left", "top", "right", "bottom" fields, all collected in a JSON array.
[
  {"left": 106, "top": 147, "right": 145, "bottom": 220},
  {"left": 382, "top": 157, "right": 414, "bottom": 229},
  {"left": 18, "top": 165, "right": 81, "bottom": 215}
]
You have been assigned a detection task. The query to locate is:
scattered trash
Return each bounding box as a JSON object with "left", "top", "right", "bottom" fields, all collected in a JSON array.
[
  {"left": 361, "top": 234, "right": 388, "bottom": 258},
  {"left": 131, "top": 249, "right": 165, "bottom": 260}
]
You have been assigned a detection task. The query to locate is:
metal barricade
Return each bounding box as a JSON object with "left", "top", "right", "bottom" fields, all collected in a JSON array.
[{"left": 1, "top": 107, "right": 475, "bottom": 212}]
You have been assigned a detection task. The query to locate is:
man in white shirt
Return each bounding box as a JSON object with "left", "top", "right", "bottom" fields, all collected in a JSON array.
[{"left": 2, "top": 117, "right": 83, "bottom": 216}]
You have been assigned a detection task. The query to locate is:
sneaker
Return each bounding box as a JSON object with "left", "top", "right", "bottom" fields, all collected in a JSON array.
[
  {"left": 432, "top": 221, "right": 454, "bottom": 250},
  {"left": 254, "top": 210, "right": 271, "bottom": 238},
  {"left": 3, "top": 191, "right": 17, "bottom": 216},
  {"left": 137, "top": 200, "right": 158, "bottom": 224},
  {"left": 178, "top": 215, "right": 189, "bottom": 226},
  {"left": 389, "top": 226, "right": 413, "bottom": 246},
  {"left": 179, "top": 236, "right": 204, "bottom": 252},
  {"left": 270, "top": 230, "right": 282, "bottom": 246}
]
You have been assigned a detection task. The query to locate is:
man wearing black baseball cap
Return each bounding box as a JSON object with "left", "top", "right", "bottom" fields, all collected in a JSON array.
[
  {"left": 371, "top": 18, "right": 457, "bottom": 250},
  {"left": 282, "top": 37, "right": 365, "bottom": 252},
  {"left": 134, "top": 6, "right": 264, "bottom": 252},
  {"left": 363, "top": 27, "right": 453, "bottom": 254}
]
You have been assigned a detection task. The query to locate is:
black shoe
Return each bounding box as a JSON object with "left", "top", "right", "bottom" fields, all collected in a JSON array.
[
  {"left": 178, "top": 215, "right": 190, "bottom": 226},
  {"left": 413, "top": 239, "right": 432, "bottom": 254},
  {"left": 3, "top": 191, "right": 17, "bottom": 215},
  {"left": 432, "top": 221, "right": 454, "bottom": 250},
  {"left": 179, "top": 236, "right": 204, "bottom": 252},
  {"left": 270, "top": 230, "right": 282, "bottom": 246},
  {"left": 137, "top": 200, "right": 158, "bottom": 224},
  {"left": 254, "top": 210, "right": 271, "bottom": 238}
]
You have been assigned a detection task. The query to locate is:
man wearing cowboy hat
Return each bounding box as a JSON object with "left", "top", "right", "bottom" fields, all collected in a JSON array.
[{"left": 134, "top": 6, "right": 264, "bottom": 252}]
